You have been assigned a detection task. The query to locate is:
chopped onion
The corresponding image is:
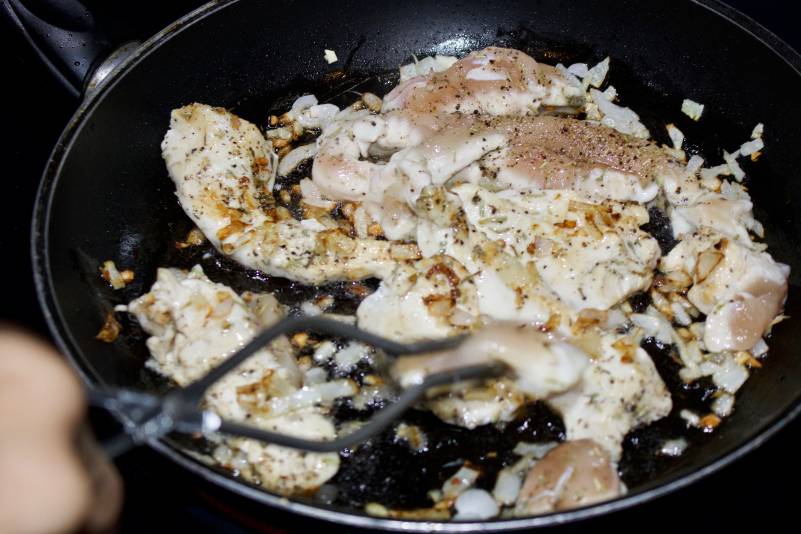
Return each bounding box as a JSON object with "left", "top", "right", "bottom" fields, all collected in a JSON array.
[
  {"left": 398, "top": 54, "right": 457, "bottom": 81},
  {"left": 681, "top": 99, "right": 704, "bottom": 121},
  {"left": 266, "top": 379, "right": 357, "bottom": 416},
  {"left": 723, "top": 150, "right": 746, "bottom": 182},
  {"left": 492, "top": 470, "right": 522, "bottom": 506},
  {"left": 443, "top": 466, "right": 480, "bottom": 498},
  {"left": 278, "top": 144, "right": 317, "bottom": 177},
  {"left": 567, "top": 62, "right": 589, "bottom": 78},
  {"left": 334, "top": 342, "right": 370, "bottom": 372},
  {"left": 751, "top": 123, "right": 764, "bottom": 139},
  {"left": 680, "top": 409, "right": 700, "bottom": 426},
  {"left": 700, "top": 164, "right": 732, "bottom": 181},
  {"left": 601, "top": 85, "right": 618, "bottom": 101},
  {"left": 751, "top": 338, "right": 769, "bottom": 358},
  {"left": 686, "top": 154, "right": 704, "bottom": 174},
  {"left": 631, "top": 312, "right": 672, "bottom": 344},
  {"left": 555, "top": 64, "right": 582, "bottom": 87},
  {"left": 712, "top": 393, "right": 735, "bottom": 417},
  {"left": 454, "top": 489, "right": 499, "bottom": 520},
  {"left": 711, "top": 356, "right": 749, "bottom": 393},
  {"left": 512, "top": 441, "right": 558, "bottom": 458},
  {"left": 740, "top": 138, "right": 764, "bottom": 157},
  {"left": 666, "top": 124, "right": 685, "bottom": 151},
  {"left": 659, "top": 438, "right": 688, "bottom": 457},
  {"left": 324, "top": 49, "right": 338, "bottom": 64},
  {"left": 313, "top": 340, "right": 337, "bottom": 362},
  {"left": 291, "top": 94, "right": 318, "bottom": 114},
  {"left": 585, "top": 57, "right": 610, "bottom": 88},
  {"left": 296, "top": 103, "right": 339, "bottom": 129},
  {"left": 591, "top": 89, "right": 649, "bottom": 138},
  {"left": 299, "top": 178, "right": 335, "bottom": 209}
]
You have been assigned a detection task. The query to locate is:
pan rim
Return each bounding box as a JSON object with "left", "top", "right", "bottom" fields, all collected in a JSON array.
[{"left": 30, "top": 0, "right": 801, "bottom": 530}]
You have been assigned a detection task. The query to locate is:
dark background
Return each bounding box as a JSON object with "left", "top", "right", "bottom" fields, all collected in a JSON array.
[{"left": 1, "top": 1, "right": 798, "bottom": 532}]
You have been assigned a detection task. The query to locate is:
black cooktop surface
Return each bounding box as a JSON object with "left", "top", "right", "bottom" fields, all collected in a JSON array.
[{"left": 2, "top": 1, "right": 799, "bottom": 532}]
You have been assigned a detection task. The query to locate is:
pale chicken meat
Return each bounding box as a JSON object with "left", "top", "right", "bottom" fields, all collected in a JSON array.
[
  {"left": 515, "top": 439, "right": 621, "bottom": 515},
  {"left": 122, "top": 266, "right": 339, "bottom": 494},
  {"left": 391, "top": 324, "right": 589, "bottom": 399},
  {"left": 383, "top": 47, "right": 583, "bottom": 115},
  {"left": 162, "top": 103, "right": 403, "bottom": 284},
  {"left": 548, "top": 332, "right": 672, "bottom": 460},
  {"left": 661, "top": 233, "right": 789, "bottom": 352}
]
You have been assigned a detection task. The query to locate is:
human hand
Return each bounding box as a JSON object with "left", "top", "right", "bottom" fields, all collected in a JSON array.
[{"left": 0, "top": 329, "right": 123, "bottom": 533}]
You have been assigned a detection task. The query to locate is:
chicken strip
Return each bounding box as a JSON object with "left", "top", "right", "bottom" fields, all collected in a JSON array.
[
  {"left": 123, "top": 266, "right": 339, "bottom": 494},
  {"left": 383, "top": 47, "right": 583, "bottom": 115},
  {"left": 162, "top": 103, "right": 405, "bottom": 284}
]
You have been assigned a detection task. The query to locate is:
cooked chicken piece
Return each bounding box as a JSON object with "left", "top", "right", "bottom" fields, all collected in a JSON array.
[
  {"left": 425, "top": 379, "right": 527, "bottom": 429},
  {"left": 514, "top": 439, "right": 621, "bottom": 515},
  {"left": 391, "top": 324, "right": 589, "bottom": 399},
  {"left": 451, "top": 184, "right": 660, "bottom": 311},
  {"left": 356, "top": 256, "right": 480, "bottom": 342},
  {"left": 661, "top": 233, "right": 789, "bottom": 352},
  {"left": 667, "top": 178, "right": 763, "bottom": 247},
  {"left": 123, "top": 266, "right": 339, "bottom": 495},
  {"left": 548, "top": 333, "right": 672, "bottom": 459},
  {"left": 383, "top": 47, "right": 583, "bottom": 115},
  {"left": 163, "top": 103, "right": 401, "bottom": 284}
]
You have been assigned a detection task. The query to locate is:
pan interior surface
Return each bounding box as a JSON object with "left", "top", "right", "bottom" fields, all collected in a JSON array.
[{"left": 34, "top": 0, "right": 801, "bottom": 530}]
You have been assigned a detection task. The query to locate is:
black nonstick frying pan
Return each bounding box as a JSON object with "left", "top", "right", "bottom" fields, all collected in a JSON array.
[{"left": 8, "top": 0, "right": 801, "bottom": 530}]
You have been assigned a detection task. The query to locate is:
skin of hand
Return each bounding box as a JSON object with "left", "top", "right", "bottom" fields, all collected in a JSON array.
[{"left": 0, "top": 329, "right": 123, "bottom": 533}]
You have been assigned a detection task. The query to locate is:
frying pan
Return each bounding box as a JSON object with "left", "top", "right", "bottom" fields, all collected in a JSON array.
[{"left": 9, "top": 0, "right": 801, "bottom": 530}]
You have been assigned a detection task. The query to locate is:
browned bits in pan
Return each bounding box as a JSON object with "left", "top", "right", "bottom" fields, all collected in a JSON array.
[{"left": 95, "top": 311, "right": 122, "bottom": 343}]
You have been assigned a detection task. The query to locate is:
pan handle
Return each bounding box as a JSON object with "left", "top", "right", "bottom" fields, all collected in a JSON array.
[{"left": 2, "top": 0, "right": 139, "bottom": 98}]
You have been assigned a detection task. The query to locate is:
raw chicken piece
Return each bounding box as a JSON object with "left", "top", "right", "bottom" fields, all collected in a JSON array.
[
  {"left": 515, "top": 439, "right": 621, "bottom": 515},
  {"left": 383, "top": 47, "right": 583, "bottom": 115}
]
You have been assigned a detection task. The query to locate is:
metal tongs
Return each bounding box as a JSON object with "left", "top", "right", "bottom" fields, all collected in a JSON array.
[{"left": 88, "top": 316, "right": 507, "bottom": 458}]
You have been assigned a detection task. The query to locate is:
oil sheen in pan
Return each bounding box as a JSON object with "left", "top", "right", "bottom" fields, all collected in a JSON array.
[{"left": 114, "top": 65, "right": 727, "bottom": 511}]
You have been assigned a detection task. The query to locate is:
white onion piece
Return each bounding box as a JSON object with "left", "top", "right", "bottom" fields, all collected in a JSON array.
[
  {"left": 751, "top": 338, "right": 769, "bottom": 357},
  {"left": 512, "top": 441, "right": 558, "bottom": 459},
  {"left": 686, "top": 155, "right": 704, "bottom": 174},
  {"left": 712, "top": 393, "right": 735, "bottom": 417},
  {"left": 443, "top": 466, "right": 480, "bottom": 498},
  {"left": 666, "top": 124, "right": 685, "bottom": 150},
  {"left": 278, "top": 144, "right": 318, "bottom": 176},
  {"left": 681, "top": 99, "right": 704, "bottom": 121},
  {"left": 334, "top": 342, "right": 370, "bottom": 372},
  {"left": 680, "top": 409, "right": 700, "bottom": 426},
  {"left": 291, "top": 94, "right": 318, "bottom": 114},
  {"left": 723, "top": 150, "right": 745, "bottom": 181},
  {"left": 711, "top": 357, "right": 749, "bottom": 393},
  {"left": 492, "top": 470, "right": 522, "bottom": 506},
  {"left": 567, "top": 62, "right": 589, "bottom": 77},
  {"left": 584, "top": 57, "right": 610, "bottom": 88},
  {"left": 299, "top": 178, "right": 335, "bottom": 209},
  {"left": 265, "top": 379, "right": 357, "bottom": 416},
  {"left": 313, "top": 340, "right": 337, "bottom": 362},
  {"left": 751, "top": 123, "right": 764, "bottom": 139},
  {"left": 591, "top": 89, "right": 649, "bottom": 138},
  {"left": 740, "top": 138, "right": 764, "bottom": 156},
  {"left": 630, "top": 312, "right": 672, "bottom": 344},
  {"left": 659, "top": 438, "right": 688, "bottom": 456},
  {"left": 555, "top": 64, "right": 582, "bottom": 88},
  {"left": 453, "top": 489, "right": 499, "bottom": 520},
  {"left": 296, "top": 104, "right": 340, "bottom": 129},
  {"left": 601, "top": 85, "right": 618, "bottom": 101}
]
